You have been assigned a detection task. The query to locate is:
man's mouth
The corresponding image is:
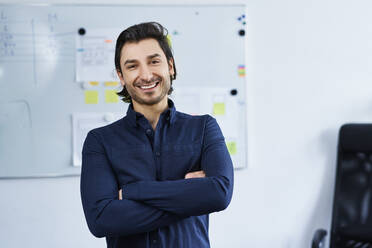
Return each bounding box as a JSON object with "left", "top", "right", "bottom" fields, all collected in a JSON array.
[{"left": 137, "top": 81, "right": 160, "bottom": 91}]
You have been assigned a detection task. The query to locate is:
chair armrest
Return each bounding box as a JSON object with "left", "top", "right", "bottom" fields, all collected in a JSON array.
[{"left": 312, "top": 229, "right": 327, "bottom": 248}]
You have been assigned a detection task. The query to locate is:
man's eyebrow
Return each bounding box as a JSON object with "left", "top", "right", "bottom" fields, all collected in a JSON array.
[
  {"left": 123, "top": 59, "right": 137, "bottom": 65},
  {"left": 123, "top": 54, "right": 161, "bottom": 65},
  {"left": 147, "top": 53, "right": 161, "bottom": 60}
]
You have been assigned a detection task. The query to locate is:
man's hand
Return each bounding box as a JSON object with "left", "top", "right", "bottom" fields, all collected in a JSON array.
[
  {"left": 185, "top": 170, "right": 206, "bottom": 179},
  {"left": 119, "top": 189, "right": 122, "bottom": 200}
]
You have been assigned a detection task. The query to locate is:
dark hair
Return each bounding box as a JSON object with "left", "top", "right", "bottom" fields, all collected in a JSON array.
[{"left": 115, "top": 22, "right": 177, "bottom": 103}]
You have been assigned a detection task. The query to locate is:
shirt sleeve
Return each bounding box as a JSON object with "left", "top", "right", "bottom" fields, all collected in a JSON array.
[
  {"left": 80, "top": 130, "right": 181, "bottom": 238},
  {"left": 122, "top": 115, "right": 234, "bottom": 216}
]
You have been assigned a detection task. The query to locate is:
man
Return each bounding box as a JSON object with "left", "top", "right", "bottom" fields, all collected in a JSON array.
[{"left": 80, "top": 22, "right": 234, "bottom": 248}]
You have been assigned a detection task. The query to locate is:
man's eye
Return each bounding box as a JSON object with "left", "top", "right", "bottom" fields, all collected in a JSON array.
[
  {"left": 151, "top": 60, "right": 160, "bottom": 64},
  {"left": 127, "top": 65, "right": 136, "bottom": 69}
]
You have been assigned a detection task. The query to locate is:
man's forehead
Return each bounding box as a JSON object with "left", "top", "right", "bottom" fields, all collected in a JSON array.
[{"left": 120, "top": 38, "right": 165, "bottom": 61}]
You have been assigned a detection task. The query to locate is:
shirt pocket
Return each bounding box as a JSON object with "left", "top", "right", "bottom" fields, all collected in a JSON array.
[
  {"left": 161, "top": 141, "right": 202, "bottom": 180},
  {"left": 109, "top": 145, "right": 156, "bottom": 184}
]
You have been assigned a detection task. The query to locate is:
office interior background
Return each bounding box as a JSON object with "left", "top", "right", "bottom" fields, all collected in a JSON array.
[{"left": 1, "top": 0, "right": 371, "bottom": 247}]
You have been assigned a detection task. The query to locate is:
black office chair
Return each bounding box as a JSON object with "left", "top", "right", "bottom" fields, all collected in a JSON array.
[{"left": 312, "top": 124, "right": 372, "bottom": 248}]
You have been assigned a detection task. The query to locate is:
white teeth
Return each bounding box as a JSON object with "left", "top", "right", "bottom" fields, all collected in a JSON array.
[{"left": 140, "top": 82, "right": 157, "bottom": 89}]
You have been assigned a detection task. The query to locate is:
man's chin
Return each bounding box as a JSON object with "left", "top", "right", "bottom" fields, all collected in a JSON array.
[{"left": 133, "top": 96, "right": 165, "bottom": 106}]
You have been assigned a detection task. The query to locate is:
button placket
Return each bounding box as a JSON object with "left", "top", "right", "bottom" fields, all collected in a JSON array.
[
  {"left": 149, "top": 230, "right": 159, "bottom": 248},
  {"left": 146, "top": 128, "right": 152, "bottom": 135},
  {"left": 153, "top": 120, "right": 163, "bottom": 180}
]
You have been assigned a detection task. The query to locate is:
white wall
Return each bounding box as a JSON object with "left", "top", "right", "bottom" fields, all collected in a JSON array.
[{"left": 1, "top": 0, "right": 372, "bottom": 247}]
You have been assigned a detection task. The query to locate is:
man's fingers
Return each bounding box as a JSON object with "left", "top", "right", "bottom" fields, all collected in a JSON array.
[
  {"left": 196, "top": 171, "right": 206, "bottom": 177},
  {"left": 118, "top": 189, "right": 122, "bottom": 200},
  {"left": 185, "top": 170, "right": 206, "bottom": 179}
]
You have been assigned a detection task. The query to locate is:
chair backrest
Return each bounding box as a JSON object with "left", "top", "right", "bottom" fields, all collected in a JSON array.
[{"left": 330, "top": 124, "right": 372, "bottom": 248}]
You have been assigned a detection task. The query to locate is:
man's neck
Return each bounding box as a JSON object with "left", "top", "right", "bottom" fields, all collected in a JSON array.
[{"left": 132, "top": 97, "right": 168, "bottom": 130}]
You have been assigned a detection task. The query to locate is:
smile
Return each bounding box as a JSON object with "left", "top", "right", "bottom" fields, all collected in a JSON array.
[{"left": 138, "top": 81, "right": 160, "bottom": 91}]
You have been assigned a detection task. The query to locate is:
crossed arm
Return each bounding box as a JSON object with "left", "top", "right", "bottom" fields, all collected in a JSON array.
[
  {"left": 80, "top": 116, "right": 233, "bottom": 238},
  {"left": 119, "top": 170, "right": 205, "bottom": 199}
]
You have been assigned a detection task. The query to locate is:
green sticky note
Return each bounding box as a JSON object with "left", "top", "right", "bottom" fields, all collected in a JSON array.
[
  {"left": 85, "top": 90, "right": 98, "bottom": 104},
  {"left": 213, "top": 102, "right": 225, "bottom": 115},
  {"left": 105, "top": 90, "right": 119, "bottom": 103},
  {"left": 166, "top": 34, "right": 172, "bottom": 48},
  {"left": 226, "top": 142, "right": 237, "bottom": 155}
]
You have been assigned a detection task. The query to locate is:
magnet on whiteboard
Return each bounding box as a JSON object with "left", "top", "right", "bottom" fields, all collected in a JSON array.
[
  {"left": 78, "top": 28, "right": 86, "bottom": 35},
  {"left": 230, "top": 89, "right": 238, "bottom": 96},
  {"left": 104, "top": 113, "right": 114, "bottom": 122}
]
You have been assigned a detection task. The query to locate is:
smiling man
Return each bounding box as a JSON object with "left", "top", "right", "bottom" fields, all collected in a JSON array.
[{"left": 80, "top": 22, "right": 234, "bottom": 248}]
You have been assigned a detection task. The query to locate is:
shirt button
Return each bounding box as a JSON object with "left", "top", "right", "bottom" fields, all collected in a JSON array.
[
  {"left": 166, "top": 116, "right": 170, "bottom": 121},
  {"left": 153, "top": 239, "right": 157, "bottom": 244},
  {"left": 155, "top": 151, "right": 160, "bottom": 157},
  {"left": 146, "top": 129, "right": 152, "bottom": 135}
]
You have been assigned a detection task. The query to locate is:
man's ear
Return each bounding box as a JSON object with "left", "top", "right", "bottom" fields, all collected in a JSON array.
[
  {"left": 117, "top": 70, "right": 125, "bottom": 86},
  {"left": 168, "top": 58, "right": 175, "bottom": 77}
]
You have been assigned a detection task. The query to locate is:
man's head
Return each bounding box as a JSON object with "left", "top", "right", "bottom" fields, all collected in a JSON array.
[{"left": 115, "top": 22, "right": 177, "bottom": 105}]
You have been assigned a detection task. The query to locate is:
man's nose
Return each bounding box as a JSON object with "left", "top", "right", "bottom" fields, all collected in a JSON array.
[{"left": 138, "top": 65, "right": 153, "bottom": 82}]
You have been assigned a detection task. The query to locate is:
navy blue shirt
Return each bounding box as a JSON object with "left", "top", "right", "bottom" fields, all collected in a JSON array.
[{"left": 80, "top": 99, "right": 234, "bottom": 248}]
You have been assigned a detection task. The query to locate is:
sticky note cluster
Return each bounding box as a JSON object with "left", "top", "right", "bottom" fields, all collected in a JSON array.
[
  {"left": 84, "top": 81, "right": 120, "bottom": 104},
  {"left": 238, "top": 65, "right": 245, "bottom": 77},
  {"left": 84, "top": 90, "right": 119, "bottom": 104}
]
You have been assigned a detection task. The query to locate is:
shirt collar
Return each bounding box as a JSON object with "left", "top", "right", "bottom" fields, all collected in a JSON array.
[{"left": 125, "top": 98, "right": 177, "bottom": 127}]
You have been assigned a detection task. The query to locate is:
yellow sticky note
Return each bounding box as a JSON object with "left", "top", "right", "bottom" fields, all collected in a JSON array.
[
  {"left": 213, "top": 102, "right": 225, "bottom": 115},
  {"left": 166, "top": 34, "right": 172, "bottom": 47},
  {"left": 104, "top": 81, "right": 119, "bottom": 87},
  {"left": 105, "top": 90, "right": 119, "bottom": 103},
  {"left": 89, "top": 81, "right": 99, "bottom": 86},
  {"left": 85, "top": 90, "right": 98, "bottom": 104},
  {"left": 226, "top": 142, "right": 237, "bottom": 155}
]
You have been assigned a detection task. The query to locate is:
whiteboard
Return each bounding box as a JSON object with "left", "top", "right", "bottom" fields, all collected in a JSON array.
[{"left": 0, "top": 4, "right": 247, "bottom": 178}]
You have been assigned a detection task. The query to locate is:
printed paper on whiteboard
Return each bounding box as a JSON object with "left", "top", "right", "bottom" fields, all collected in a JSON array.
[
  {"left": 76, "top": 28, "right": 121, "bottom": 82},
  {"left": 72, "top": 112, "right": 122, "bottom": 166}
]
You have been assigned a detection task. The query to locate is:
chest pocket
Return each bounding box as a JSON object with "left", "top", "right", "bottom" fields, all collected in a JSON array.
[
  {"left": 109, "top": 145, "right": 155, "bottom": 184},
  {"left": 165, "top": 143, "right": 196, "bottom": 155},
  {"left": 161, "top": 141, "right": 202, "bottom": 180}
]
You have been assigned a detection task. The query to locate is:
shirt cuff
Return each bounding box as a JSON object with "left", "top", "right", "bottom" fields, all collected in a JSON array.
[{"left": 122, "top": 182, "right": 140, "bottom": 200}]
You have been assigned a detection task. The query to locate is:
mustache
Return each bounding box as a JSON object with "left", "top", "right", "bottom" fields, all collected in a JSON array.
[{"left": 134, "top": 76, "right": 162, "bottom": 86}]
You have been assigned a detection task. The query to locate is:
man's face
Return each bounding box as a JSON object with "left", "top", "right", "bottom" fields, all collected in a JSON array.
[{"left": 117, "top": 38, "right": 174, "bottom": 106}]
